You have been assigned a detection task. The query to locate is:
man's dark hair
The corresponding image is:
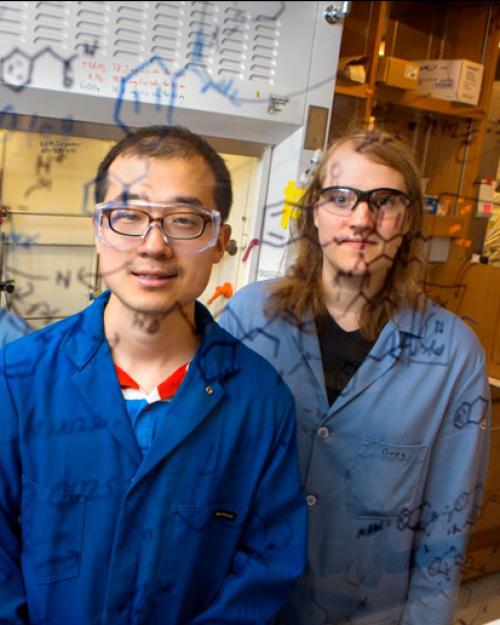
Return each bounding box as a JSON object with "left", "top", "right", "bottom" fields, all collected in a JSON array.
[{"left": 94, "top": 126, "right": 233, "bottom": 222}]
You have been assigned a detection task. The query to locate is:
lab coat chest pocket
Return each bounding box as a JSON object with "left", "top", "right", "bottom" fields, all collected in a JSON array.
[
  {"left": 346, "top": 439, "right": 428, "bottom": 519},
  {"left": 21, "top": 474, "right": 86, "bottom": 584}
]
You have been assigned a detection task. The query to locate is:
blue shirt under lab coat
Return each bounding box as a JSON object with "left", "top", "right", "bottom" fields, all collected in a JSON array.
[
  {"left": 0, "top": 291, "right": 307, "bottom": 625},
  {"left": 219, "top": 280, "right": 491, "bottom": 625}
]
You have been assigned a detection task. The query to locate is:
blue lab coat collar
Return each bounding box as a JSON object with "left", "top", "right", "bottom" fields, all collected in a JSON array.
[{"left": 60, "top": 290, "right": 240, "bottom": 473}]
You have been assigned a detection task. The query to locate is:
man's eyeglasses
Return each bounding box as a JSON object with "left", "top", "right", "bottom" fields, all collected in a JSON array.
[
  {"left": 94, "top": 200, "right": 221, "bottom": 253},
  {"left": 317, "top": 186, "right": 412, "bottom": 217}
]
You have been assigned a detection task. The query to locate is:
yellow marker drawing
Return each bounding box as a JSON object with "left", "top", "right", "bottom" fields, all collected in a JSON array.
[{"left": 281, "top": 181, "right": 305, "bottom": 230}]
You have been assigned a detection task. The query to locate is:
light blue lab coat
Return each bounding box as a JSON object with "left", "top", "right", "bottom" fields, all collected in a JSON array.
[
  {"left": 0, "top": 291, "right": 307, "bottom": 625},
  {"left": 0, "top": 308, "right": 30, "bottom": 346},
  {"left": 220, "top": 279, "right": 491, "bottom": 625}
]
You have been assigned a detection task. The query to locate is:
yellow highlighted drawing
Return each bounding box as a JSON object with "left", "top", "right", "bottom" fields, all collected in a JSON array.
[{"left": 281, "top": 181, "right": 305, "bottom": 230}]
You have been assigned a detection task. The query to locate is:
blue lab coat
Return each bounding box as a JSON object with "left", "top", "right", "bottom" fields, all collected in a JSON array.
[
  {"left": 0, "top": 291, "right": 307, "bottom": 625},
  {"left": 220, "top": 280, "right": 491, "bottom": 625}
]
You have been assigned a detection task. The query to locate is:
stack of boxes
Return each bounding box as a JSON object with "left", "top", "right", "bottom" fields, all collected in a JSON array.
[{"left": 375, "top": 56, "right": 484, "bottom": 106}]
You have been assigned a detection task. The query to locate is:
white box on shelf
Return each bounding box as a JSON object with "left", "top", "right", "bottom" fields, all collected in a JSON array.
[{"left": 415, "top": 59, "right": 484, "bottom": 105}]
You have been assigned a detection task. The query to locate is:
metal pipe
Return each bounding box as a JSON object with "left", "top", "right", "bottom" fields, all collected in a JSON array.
[
  {"left": 456, "top": 119, "right": 473, "bottom": 207},
  {"left": 479, "top": 6, "right": 493, "bottom": 64},
  {"left": 420, "top": 119, "right": 432, "bottom": 177},
  {"left": 0, "top": 232, "right": 5, "bottom": 281},
  {"left": 438, "top": 11, "right": 448, "bottom": 59}
]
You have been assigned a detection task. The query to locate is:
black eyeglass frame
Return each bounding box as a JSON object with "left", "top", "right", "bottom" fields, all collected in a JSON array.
[{"left": 317, "top": 186, "right": 412, "bottom": 214}]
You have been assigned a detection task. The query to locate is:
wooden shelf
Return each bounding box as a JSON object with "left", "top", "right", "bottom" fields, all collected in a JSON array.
[
  {"left": 423, "top": 215, "right": 466, "bottom": 238},
  {"left": 334, "top": 81, "right": 370, "bottom": 99},
  {"left": 374, "top": 85, "right": 486, "bottom": 120}
]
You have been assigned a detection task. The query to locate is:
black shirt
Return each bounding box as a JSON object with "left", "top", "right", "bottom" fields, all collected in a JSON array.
[{"left": 316, "top": 314, "right": 375, "bottom": 406}]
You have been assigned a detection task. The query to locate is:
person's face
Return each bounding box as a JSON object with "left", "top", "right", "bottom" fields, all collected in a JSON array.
[
  {"left": 95, "top": 155, "right": 230, "bottom": 317},
  {"left": 314, "top": 141, "right": 410, "bottom": 285}
]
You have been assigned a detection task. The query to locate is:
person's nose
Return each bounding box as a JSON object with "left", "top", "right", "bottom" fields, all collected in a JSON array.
[
  {"left": 349, "top": 200, "right": 376, "bottom": 232},
  {"left": 137, "top": 222, "right": 174, "bottom": 257}
]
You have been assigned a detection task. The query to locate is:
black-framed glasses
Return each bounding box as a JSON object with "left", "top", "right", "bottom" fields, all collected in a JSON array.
[
  {"left": 94, "top": 200, "right": 221, "bottom": 253},
  {"left": 318, "top": 186, "right": 412, "bottom": 217}
]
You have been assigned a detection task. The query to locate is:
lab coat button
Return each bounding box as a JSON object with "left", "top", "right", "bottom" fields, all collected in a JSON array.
[
  {"left": 317, "top": 426, "right": 330, "bottom": 439},
  {"left": 205, "top": 385, "right": 214, "bottom": 395},
  {"left": 306, "top": 494, "right": 317, "bottom": 507}
]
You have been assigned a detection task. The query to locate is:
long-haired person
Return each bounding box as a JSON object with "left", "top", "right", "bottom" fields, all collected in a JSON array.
[{"left": 220, "top": 128, "right": 491, "bottom": 625}]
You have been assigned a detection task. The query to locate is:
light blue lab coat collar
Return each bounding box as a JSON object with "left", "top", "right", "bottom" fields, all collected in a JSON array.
[{"left": 288, "top": 304, "right": 427, "bottom": 417}]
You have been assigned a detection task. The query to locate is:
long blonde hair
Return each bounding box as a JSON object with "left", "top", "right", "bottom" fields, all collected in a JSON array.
[{"left": 266, "top": 128, "right": 427, "bottom": 340}]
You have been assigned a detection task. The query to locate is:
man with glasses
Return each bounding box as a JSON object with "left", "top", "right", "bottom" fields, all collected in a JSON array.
[
  {"left": 220, "top": 128, "right": 490, "bottom": 625},
  {"left": 0, "top": 126, "right": 307, "bottom": 624}
]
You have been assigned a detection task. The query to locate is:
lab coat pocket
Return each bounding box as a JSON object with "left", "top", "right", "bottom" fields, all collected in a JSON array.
[
  {"left": 21, "top": 474, "right": 86, "bottom": 584},
  {"left": 346, "top": 439, "right": 428, "bottom": 519},
  {"left": 167, "top": 503, "right": 245, "bottom": 605},
  {"left": 170, "top": 503, "right": 245, "bottom": 561}
]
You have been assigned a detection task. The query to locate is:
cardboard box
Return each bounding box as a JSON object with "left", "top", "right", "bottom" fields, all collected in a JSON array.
[
  {"left": 376, "top": 56, "right": 420, "bottom": 90},
  {"left": 337, "top": 55, "right": 369, "bottom": 84},
  {"left": 415, "top": 59, "right": 484, "bottom": 105}
]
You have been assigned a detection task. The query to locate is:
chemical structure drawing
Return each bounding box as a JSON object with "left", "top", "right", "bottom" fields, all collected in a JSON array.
[
  {"left": 6, "top": 232, "right": 39, "bottom": 248},
  {"left": 454, "top": 396, "right": 490, "bottom": 430},
  {"left": 81, "top": 175, "right": 99, "bottom": 215},
  {"left": 428, "top": 546, "right": 463, "bottom": 581},
  {"left": 0, "top": 111, "right": 492, "bottom": 357},
  {"left": 210, "top": 1, "right": 285, "bottom": 49},
  {"left": 0, "top": 46, "right": 77, "bottom": 92},
  {"left": 251, "top": 1, "right": 286, "bottom": 22},
  {"left": 0, "top": 103, "right": 74, "bottom": 136},
  {"left": 219, "top": 304, "right": 282, "bottom": 359},
  {"left": 112, "top": 0, "right": 289, "bottom": 133},
  {"left": 113, "top": 49, "right": 240, "bottom": 134},
  {"left": 0, "top": 11, "right": 499, "bottom": 625},
  {"left": 395, "top": 486, "right": 485, "bottom": 538}
]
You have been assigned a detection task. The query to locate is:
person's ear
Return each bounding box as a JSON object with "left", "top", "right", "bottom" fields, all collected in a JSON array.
[{"left": 213, "top": 223, "right": 231, "bottom": 263}]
